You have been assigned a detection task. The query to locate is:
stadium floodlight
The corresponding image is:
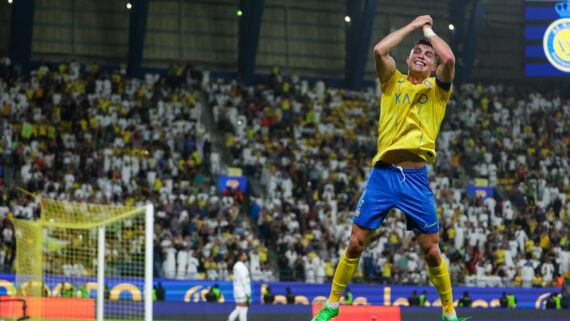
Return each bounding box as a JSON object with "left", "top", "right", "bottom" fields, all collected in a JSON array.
[
  {"left": 8, "top": 0, "right": 13, "bottom": 4},
  {"left": 126, "top": 2, "right": 132, "bottom": 9},
  {"left": 345, "top": 16, "right": 351, "bottom": 23},
  {"left": 449, "top": 24, "right": 455, "bottom": 30},
  {"left": 237, "top": 9, "right": 243, "bottom": 16}
]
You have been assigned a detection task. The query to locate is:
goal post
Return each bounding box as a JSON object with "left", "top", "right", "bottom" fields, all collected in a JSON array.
[{"left": 10, "top": 199, "right": 153, "bottom": 321}]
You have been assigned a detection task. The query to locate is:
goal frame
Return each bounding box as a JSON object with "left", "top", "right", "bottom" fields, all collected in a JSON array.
[
  {"left": 95, "top": 203, "right": 154, "bottom": 321},
  {"left": 12, "top": 201, "right": 154, "bottom": 321}
]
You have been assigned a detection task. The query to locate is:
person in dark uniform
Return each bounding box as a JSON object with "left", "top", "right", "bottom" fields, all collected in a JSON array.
[
  {"left": 408, "top": 290, "right": 420, "bottom": 306},
  {"left": 499, "top": 292, "right": 508, "bottom": 308},
  {"left": 286, "top": 287, "right": 295, "bottom": 304},
  {"left": 156, "top": 282, "right": 166, "bottom": 301},
  {"left": 545, "top": 293, "right": 557, "bottom": 309},
  {"left": 206, "top": 287, "right": 217, "bottom": 302},
  {"left": 263, "top": 286, "right": 275, "bottom": 304},
  {"left": 458, "top": 291, "right": 472, "bottom": 307}
]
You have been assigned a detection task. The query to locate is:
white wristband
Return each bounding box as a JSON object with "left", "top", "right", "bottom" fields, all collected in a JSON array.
[{"left": 423, "top": 27, "right": 436, "bottom": 39}]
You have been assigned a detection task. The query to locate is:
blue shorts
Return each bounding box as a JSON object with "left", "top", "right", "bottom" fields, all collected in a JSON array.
[{"left": 353, "top": 162, "right": 439, "bottom": 234}]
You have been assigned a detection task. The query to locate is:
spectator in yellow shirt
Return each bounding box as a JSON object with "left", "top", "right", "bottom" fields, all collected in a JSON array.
[{"left": 539, "top": 233, "right": 550, "bottom": 250}]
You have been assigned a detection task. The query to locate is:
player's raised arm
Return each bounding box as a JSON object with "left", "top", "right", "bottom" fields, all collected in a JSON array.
[
  {"left": 422, "top": 23, "right": 455, "bottom": 83},
  {"left": 374, "top": 15, "right": 433, "bottom": 83}
]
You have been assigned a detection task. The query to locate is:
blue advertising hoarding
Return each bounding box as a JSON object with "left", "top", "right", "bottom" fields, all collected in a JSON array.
[
  {"left": 156, "top": 280, "right": 558, "bottom": 309},
  {"left": 467, "top": 185, "right": 493, "bottom": 201},
  {"left": 218, "top": 175, "right": 247, "bottom": 193},
  {"left": 0, "top": 275, "right": 559, "bottom": 309}
]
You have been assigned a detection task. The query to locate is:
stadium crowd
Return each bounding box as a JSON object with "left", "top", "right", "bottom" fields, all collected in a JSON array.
[
  {"left": 0, "top": 58, "right": 268, "bottom": 281},
  {"left": 0, "top": 58, "right": 569, "bottom": 291}
]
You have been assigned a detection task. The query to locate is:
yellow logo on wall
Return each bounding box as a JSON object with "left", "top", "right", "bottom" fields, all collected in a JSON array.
[{"left": 543, "top": 1, "right": 570, "bottom": 72}]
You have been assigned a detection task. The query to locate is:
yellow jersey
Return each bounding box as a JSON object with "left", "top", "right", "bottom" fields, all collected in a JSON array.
[{"left": 372, "top": 69, "right": 452, "bottom": 164}]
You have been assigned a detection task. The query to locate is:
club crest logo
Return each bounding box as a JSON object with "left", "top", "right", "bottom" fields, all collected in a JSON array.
[{"left": 543, "top": 1, "right": 570, "bottom": 72}]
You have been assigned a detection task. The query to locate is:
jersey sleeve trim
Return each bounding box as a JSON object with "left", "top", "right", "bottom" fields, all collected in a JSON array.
[{"left": 435, "top": 76, "right": 452, "bottom": 90}]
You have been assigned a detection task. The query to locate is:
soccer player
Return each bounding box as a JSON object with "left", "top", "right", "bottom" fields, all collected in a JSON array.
[
  {"left": 312, "top": 15, "right": 461, "bottom": 321},
  {"left": 228, "top": 251, "right": 251, "bottom": 321}
]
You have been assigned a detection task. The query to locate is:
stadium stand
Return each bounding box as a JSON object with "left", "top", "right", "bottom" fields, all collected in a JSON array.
[{"left": 0, "top": 59, "right": 263, "bottom": 282}]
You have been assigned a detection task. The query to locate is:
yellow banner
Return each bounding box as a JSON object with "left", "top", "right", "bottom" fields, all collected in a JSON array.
[
  {"left": 474, "top": 178, "right": 489, "bottom": 187},
  {"left": 227, "top": 167, "right": 243, "bottom": 177}
]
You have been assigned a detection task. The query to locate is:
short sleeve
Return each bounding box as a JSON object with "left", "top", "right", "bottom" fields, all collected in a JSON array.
[
  {"left": 435, "top": 81, "right": 453, "bottom": 103},
  {"left": 379, "top": 69, "right": 402, "bottom": 95}
]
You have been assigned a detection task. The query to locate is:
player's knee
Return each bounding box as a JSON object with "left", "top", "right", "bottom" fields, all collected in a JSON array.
[
  {"left": 423, "top": 246, "right": 441, "bottom": 266},
  {"left": 347, "top": 236, "right": 366, "bottom": 258}
]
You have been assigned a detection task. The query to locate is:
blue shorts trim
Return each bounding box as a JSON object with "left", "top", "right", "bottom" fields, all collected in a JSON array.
[{"left": 353, "top": 162, "right": 439, "bottom": 234}]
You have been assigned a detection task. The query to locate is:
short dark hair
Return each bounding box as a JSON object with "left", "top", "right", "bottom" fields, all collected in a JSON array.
[
  {"left": 238, "top": 250, "right": 248, "bottom": 260},
  {"left": 413, "top": 39, "right": 438, "bottom": 63},
  {"left": 415, "top": 39, "right": 433, "bottom": 48}
]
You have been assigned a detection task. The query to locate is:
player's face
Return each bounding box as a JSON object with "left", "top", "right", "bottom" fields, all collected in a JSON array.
[{"left": 407, "top": 44, "right": 437, "bottom": 76}]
